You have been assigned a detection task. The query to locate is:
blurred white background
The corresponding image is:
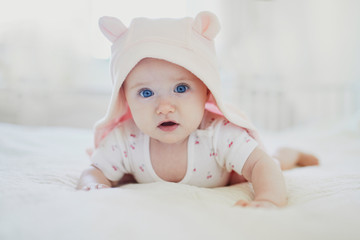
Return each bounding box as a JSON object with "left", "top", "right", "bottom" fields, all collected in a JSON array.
[{"left": 0, "top": 0, "right": 359, "bottom": 131}]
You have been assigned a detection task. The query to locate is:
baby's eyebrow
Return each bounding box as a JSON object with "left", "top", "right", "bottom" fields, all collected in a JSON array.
[
  {"left": 126, "top": 81, "right": 149, "bottom": 90},
  {"left": 174, "top": 75, "right": 196, "bottom": 82}
]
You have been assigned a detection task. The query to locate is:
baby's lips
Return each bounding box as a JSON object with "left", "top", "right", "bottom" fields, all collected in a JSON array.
[
  {"left": 157, "top": 120, "right": 179, "bottom": 127},
  {"left": 157, "top": 120, "right": 180, "bottom": 132}
]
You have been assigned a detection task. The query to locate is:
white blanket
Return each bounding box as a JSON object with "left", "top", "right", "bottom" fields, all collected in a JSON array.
[{"left": 0, "top": 120, "right": 359, "bottom": 240}]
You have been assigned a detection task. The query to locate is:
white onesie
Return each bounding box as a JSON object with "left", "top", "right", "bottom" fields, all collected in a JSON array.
[{"left": 91, "top": 111, "right": 258, "bottom": 188}]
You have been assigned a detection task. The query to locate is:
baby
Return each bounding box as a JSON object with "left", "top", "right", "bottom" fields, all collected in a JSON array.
[{"left": 77, "top": 12, "right": 318, "bottom": 208}]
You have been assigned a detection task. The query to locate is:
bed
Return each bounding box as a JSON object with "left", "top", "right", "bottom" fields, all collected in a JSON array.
[{"left": 0, "top": 117, "right": 359, "bottom": 240}]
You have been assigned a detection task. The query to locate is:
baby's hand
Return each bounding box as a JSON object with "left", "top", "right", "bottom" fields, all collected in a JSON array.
[
  {"left": 81, "top": 183, "right": 111, "bottom": 191},
  {"left": 234, "top": 199, "right": 278, "bottom": 208}
]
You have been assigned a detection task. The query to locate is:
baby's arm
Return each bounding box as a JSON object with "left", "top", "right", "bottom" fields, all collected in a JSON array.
[
  {"left": 236, "top": 147, "right": 287, "bottom": 208},
  {"left": 76, "top": 165, "right": 118, "bottom": 191}
]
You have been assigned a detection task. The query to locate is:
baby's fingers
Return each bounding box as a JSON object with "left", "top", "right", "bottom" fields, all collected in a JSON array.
[
  {"left": 234, "top": 199, "right": 250, "bottom": 207},
  {"left": 82, "top": 184, "right": 110, "bottom": 191},
  {"left": 234, "top": 200, "right": 277, "bottom": 208},
  {"left": 247, "top": 201, "right": 277, "bottom": 208}
]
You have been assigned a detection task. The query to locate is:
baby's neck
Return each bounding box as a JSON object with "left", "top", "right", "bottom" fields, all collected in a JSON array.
[{"left": 149, "top": 137, "right": 189, "bottom": 182}]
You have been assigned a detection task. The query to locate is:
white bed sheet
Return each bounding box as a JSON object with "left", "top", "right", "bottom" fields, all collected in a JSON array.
[{"left": 0, "top": 119, "right": 359, "bottom": 240}]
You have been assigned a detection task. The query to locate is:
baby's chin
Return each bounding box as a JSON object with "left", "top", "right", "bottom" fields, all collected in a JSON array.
[{"left": 150, "top": 135, "right": 190, "bottom": 145}]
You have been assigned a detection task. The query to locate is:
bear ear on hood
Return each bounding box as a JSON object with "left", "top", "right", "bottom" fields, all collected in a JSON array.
[
  {"left": 192, "top": 11, "right": 221, "bottom": 40},
  {"left": 99, "top": 16, "right": 127, "bottom": 43}
]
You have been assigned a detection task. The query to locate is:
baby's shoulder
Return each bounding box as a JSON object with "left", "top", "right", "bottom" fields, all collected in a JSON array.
[
  {"left": 101, "top": 119, "right": 142, "bottom": 145},
  {"left": 115, "top": 118, "right": 140, "bottom": 133},
  {"left": 200, "top": 111, "right": 225, "bottom": 129},
  {"left": 200, "top": 111, "right": 247, "bottom": 133}
]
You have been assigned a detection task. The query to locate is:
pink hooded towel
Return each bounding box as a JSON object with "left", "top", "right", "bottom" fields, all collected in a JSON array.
[{"left": 94, "top": 11, "right": 264, "bottom": 150}]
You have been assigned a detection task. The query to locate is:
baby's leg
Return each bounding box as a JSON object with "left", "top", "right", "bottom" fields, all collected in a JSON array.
[
  {"left": 229, "top": 148, "right": 319, "bottom": 185},
  {"left": 272, "top": 147, "right": 319, "bottom": 170}
]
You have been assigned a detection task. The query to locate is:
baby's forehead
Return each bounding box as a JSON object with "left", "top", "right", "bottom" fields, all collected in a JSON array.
[
  {"left": 126, "top": 58, "right": 201, "bottom": 83},
  {"left": 134, "top": 58, "right": 193, "bottom": 74}
]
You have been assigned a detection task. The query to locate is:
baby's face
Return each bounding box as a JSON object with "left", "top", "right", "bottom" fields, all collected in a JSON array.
[{"left": 124, "top": 58, "right": 208, "bottom": 145}]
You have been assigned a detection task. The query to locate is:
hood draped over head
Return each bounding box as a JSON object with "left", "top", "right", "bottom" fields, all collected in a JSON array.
[{"left": 94, "top": 11, "right": 263, "bottom": 149}]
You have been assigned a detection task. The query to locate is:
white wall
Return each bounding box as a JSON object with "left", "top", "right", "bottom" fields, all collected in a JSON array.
[{"left": 217, "top": 0, "right": 360, "bottom": 129}]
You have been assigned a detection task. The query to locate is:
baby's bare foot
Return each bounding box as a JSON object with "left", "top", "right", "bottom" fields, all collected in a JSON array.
[
  {"left": 297, "top": 152, "right": 319, "bottom": 167},
  {"left": 274, "top": 147, "right": 319, "bottom": 170}
]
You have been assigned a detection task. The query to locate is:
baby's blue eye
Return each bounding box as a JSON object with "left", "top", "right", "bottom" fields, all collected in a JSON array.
[
  {"left": 139, "top": 89, "right": 154, "bottom": 98},
  {"left": 175, "top": 84, "right": 189, "bottom": 93}
]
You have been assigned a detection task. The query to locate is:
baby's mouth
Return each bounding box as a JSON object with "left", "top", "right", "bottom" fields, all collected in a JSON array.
[{"left": 158, "top": 121, "right": 179, "bottom": 132}]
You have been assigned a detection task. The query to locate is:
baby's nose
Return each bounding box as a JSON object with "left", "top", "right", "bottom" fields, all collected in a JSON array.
[{"left": 156, "top": 100, "right": 175, "bottom": 115}]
